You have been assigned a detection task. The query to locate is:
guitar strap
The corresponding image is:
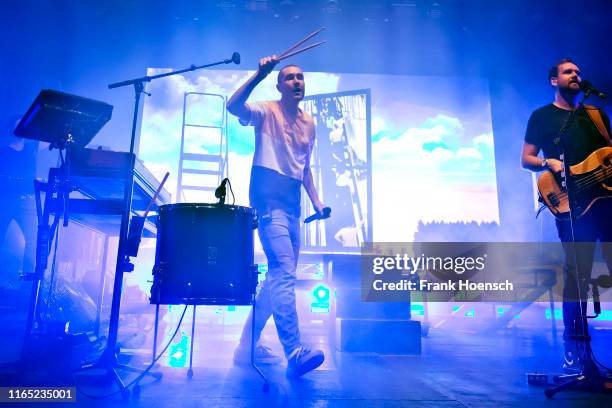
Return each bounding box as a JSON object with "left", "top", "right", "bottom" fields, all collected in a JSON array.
[{"left": 584, "top": 104, "right": 612, "bottom": 146}]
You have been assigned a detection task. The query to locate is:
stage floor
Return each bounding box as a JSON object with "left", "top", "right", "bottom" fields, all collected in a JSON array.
[{"left": 2, "top": 324, "right": 611, "bottom": 407}]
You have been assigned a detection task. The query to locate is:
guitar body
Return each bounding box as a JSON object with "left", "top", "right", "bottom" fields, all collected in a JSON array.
[
  {"left": 537, "top": 171, "right": 570, "bottom": 217},
  {"left": 537, "top": 146, "right": 612, "bottom": 219}
]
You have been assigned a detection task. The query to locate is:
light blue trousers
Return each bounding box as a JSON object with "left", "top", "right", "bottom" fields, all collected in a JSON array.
[{"left": 240, "top": 208, "right": 301, "bottom": 357}]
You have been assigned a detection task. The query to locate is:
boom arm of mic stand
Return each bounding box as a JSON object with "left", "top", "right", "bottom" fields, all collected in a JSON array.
[{"left": 108, "top": 55, "right": 240, "bottom": 90}]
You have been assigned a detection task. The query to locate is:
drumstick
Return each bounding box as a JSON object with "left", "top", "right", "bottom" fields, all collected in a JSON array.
[
  {"left": 277, "top": 41, "right": 326, "bottom": 61},
  {"left": 277, "top": 27, "right": 326, "bottom": 60},
  {"left": 143, "top": 171, "right": 170, "bottom": 217}
]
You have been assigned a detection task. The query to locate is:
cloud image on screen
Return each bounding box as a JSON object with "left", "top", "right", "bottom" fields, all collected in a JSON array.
[{"left": 138, "top": 68, "right": 499, "bottom": 247}]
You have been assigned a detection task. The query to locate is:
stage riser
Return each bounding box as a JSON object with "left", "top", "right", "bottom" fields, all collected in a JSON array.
[{"left": 335, "top": 318, "right": 421, "bottom": 354}]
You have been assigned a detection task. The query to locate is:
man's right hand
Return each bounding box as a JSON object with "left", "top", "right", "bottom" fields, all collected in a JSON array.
[
  {"left": 227, "top": 56, "right": 280, "bottom": 119},
  {"left": 546, "top": 158, "right": 564, "bottom": 173},
  {"left": 257, "top": 56, "right": 279, "bottom": 79}
]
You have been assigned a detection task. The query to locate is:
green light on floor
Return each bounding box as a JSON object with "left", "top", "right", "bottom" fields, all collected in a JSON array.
[
  {"left": 169, "top": 332, "right": 189, "bottom": 368},
  {"left": 545, "top": 308, "right": 563, "bottom": 320},
  {"left": 411, "top": 304, "right": 424, "bottom": 316},
  {"left": 594, "top": 309, "right": 612, "bottom": 321},
  {"left": 311, "top": 304, "right": 329, "bottom": 314},
  {"left": 465, "top": 308, "right": 475, "bottom": 317},
  {"left": 311, "top": 284, "right": 330, "bottom": 314},
  {"left": 257, "top": 264, "right": 268, "bottom": 282},
  {"left": 313, "top": 285, "right": 330, "bottom": 302}
]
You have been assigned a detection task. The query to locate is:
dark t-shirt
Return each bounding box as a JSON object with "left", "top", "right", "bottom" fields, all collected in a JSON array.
[
  {"left": 524, "top": 104, "right": 611, "bottom": 166},
  {"left": 249, "top": 165, "right": 301, "bottom": 217}
]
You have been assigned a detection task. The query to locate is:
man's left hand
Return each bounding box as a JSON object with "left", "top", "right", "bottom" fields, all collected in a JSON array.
[{"left": 313, "top": 202, "right": 326, "bottom": 215}]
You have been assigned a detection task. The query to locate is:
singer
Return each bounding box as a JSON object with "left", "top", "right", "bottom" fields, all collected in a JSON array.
[
  {"left": 520, "top": 58, "right": 612, "bottom": 372},
  {"left": 227, "top": 56, "right": 326, "bottom": 377}
]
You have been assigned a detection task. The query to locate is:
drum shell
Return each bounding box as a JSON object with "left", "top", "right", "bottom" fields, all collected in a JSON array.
[{"left": 151, "top": 203, "right": 257, "bottom": 305}]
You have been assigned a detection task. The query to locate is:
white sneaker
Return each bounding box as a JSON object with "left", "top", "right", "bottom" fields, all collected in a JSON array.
[
  {"left": 233, "top": 344, "right": 282, "bottom": 365},
  {"left": 286, "top": 346, "right": 324, "bottom": 378}
]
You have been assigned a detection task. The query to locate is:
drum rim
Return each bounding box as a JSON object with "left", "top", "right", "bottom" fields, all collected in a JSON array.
[{"left": 159, "top": 203, "right": 254, "bottom": 212}]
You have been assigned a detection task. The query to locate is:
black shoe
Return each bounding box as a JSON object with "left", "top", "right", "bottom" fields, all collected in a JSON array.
[{"left": 286, "top": 347, "right": 324, "bottom": 378}]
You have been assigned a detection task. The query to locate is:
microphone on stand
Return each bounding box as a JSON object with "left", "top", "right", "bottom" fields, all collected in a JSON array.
[
  {"left": 579, "top": 80, "right": 607, "bottom": 99},
  {"left": 224, "top": 52, "right": 241, "bottom": 65},
  {"left": 215, "top": 178, "right": 229, "bottom": 205}
]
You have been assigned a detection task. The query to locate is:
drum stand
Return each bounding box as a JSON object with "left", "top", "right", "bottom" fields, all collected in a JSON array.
[
  {"left": 249, "top": 299, "right": 271, "bottom": 392},
  {"left": 149, "top": 299, "right": 270, "bottom": 392}
]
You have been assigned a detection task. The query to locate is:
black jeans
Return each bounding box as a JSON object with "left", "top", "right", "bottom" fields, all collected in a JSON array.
[{"left": 555, "top": 201, "right": 612, "bottom": 342}]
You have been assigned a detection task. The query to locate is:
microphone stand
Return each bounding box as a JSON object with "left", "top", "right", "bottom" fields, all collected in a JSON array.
[
  {"left": 543, "top": 91, "right": 612, "bottom": 397},
  {"left": 83, "top": 54, "right": 240, "bottom": 399}
]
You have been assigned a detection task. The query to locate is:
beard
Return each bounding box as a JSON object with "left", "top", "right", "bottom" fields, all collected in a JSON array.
[{"left": 561, "top": 80, "right": 581, "bottom": 95}]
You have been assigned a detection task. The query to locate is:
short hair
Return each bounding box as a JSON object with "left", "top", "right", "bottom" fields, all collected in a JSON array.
[
  {"left": 277, "top": 64, "right": 301, "bottom": 83},
  {"left": 548, "top": 58, "right": 576, "bottom": 80}
]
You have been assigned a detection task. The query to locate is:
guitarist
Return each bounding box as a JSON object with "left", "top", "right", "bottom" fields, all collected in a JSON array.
[{"left": 521, "top": 59, "right": 612, "bottom": 371}]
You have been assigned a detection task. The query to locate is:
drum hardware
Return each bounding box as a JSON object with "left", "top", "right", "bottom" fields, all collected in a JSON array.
[
  {"left": 148, "top": 203, "right": 269, "bottom": 390},
  {"left": 150, "top": 204, "right": 258, "bottom": 304}
]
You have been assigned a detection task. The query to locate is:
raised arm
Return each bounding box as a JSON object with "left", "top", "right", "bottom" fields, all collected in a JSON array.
[{"left": 227, "top": 56, "right": 279, "bottom": 121}]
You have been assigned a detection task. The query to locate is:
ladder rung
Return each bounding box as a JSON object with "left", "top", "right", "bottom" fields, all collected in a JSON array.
[
  {"left": 181, "top": 185, "right": 216, "bottom": 192},
  {"left": 185, "top": 123, "right": 224, "bottom": 130},
  {"left": 182, "top": 153, "right": 223, "bottom": 163},
  {"left": 182, "top": 169, "right": 222, "bottom": 176}
]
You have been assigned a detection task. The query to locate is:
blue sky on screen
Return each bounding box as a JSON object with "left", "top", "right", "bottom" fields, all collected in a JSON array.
[{"left": 140, "top": 68, "right": 499, "bottom": 242}]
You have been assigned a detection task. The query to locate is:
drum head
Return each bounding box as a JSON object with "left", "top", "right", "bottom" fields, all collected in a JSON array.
[{"left": 151, "top": 203, "right": 257, "bottom": 305}]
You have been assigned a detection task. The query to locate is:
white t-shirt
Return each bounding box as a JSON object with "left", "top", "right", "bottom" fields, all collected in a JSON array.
[{"left": 243, "top": 100, "right": 315, "bottom": 181}]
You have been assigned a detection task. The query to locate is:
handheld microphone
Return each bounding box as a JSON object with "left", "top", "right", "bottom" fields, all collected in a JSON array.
[
  {"left": 304, "top": 207, "right": 331, "bottom": 224},
  {"left": 579, "top": 80, "right": 607, "bottom": 99}
]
